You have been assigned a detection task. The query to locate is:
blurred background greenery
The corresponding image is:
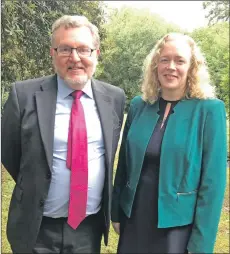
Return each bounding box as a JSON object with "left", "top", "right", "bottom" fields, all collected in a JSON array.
[{"left": 1, "top": 1, "right": 229, "bottom": 253}]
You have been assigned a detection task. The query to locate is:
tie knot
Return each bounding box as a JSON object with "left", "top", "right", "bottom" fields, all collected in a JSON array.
[{"left": 72, "top": 90, "right": 83, "bottom": 99}]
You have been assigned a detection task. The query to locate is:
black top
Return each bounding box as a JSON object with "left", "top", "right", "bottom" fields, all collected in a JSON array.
[{"left": 144, "top": 97, "right": 179, "bottom": 166}]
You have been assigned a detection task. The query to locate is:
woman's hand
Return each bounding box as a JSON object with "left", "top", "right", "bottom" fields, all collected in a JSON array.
[{"left": 112, "top": 222, "right": 120, "bottom": 235}]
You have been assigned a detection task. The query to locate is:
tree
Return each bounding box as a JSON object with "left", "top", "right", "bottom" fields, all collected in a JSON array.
[
  {"left": 203, "top": 1, "right": 229, "bottom": 25},
  {"left": 96, "top": 7, "right": 182, "bottom": 108},
  {"left": 1, "top": 0, "right": 106, "bottom": 106},
  {"left": 191, "top": 22, "right": 229, "bottom": 113}
]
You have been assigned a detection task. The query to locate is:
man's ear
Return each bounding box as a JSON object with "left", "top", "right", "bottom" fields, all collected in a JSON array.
[
  {"left": 96, "top": 49, "right": 100, "bottom": 57},
  {"left": 50, "top": 48, "right": 54, "bottom": 57}
]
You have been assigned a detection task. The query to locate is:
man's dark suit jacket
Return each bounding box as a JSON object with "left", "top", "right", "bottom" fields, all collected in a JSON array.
[{"left": 1, "top": 74, "right": 126, "bottom": 253}]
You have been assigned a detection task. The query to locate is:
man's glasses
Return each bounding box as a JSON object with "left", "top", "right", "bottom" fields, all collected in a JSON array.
[{"left": 54, "top": 46, "right": 96, "bottom": 57}]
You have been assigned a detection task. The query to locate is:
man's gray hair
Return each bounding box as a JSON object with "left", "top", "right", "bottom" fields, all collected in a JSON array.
[{"left": 51, "top": 15, "right": 100, "bottom": 49}]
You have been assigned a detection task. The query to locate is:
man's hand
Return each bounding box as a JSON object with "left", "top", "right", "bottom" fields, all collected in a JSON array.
[{"left": 112, "top": 222, "right": 120, "bottom": 235}]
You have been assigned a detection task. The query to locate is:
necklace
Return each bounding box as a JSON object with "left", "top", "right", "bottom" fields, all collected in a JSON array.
[
  {"left": 161, "top": 116, "right": 167, "bottom": 126},
  {"left": 160, "top": 102, "right": 171, "bottom": 129}
]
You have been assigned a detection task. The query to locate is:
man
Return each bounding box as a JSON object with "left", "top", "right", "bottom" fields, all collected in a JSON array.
[{"left": 2, "top": 15, "right": 125, "bottom": 253}]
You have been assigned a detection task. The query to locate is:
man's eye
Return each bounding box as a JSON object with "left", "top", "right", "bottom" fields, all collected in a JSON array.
[
  {"left": 62, "top": 47, "right": 70, "bottom": 52},
  {"left": 79, "top": 48, "right": 91, "bottom": 53},
  {"left": 58, "top": 47, "right": 71, "bottom": 53}
]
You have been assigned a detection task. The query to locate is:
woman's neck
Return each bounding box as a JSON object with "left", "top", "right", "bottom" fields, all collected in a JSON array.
[{"left": 161, "top": 89, "right": 184, "bottom": 101}]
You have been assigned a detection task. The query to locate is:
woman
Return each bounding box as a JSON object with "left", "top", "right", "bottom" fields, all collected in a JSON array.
[{"left": 111, "top": 33, "right": 227, "bottom": 254}]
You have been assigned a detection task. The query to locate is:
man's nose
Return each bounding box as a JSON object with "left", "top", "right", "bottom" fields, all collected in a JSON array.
[{"left": 70, "top": 49, "right": 81, "bottom": 62}]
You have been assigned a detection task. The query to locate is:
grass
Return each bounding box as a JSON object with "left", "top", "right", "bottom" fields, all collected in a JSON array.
[
  {"left": 2, "top": 166, "right": 229, "bottom": 253},
  {"left": 1, "top": 116, "right": 229, "bottom": 253},
  {"left": 1, "top": 166, "right": 16, "bottom": 254},
  {"left": 2, "top": 167, "right": 229, "bottom": 253}
]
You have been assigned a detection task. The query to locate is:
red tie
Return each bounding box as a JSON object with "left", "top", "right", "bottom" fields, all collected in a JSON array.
[{"left": 66, "top": 90, "right": 88, "bottom": 229}]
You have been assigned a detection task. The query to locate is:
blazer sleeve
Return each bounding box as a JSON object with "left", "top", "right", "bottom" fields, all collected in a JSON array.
[
  {"left": 1, "top": 83, "right": 21, "bottom": 182},
  {"left": 187, "top": 100, "right": 227, "bottom": 253}
]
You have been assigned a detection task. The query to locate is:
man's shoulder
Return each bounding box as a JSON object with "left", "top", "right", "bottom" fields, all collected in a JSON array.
[
  {"left": 14, "top": 74, "right": 56, "bottom": 90},
  {"left": 92, "top": 78, "right": 124, "bottom": 95}
]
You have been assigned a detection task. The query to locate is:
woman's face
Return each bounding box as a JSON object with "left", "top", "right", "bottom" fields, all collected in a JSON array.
[{"left": 157, "top": 39, "right": 192, "bottom": 96}]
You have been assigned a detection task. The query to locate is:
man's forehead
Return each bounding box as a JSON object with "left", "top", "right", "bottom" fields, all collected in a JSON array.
[{"left": 53, "top": 26, "right": 93, "bottom": 45}]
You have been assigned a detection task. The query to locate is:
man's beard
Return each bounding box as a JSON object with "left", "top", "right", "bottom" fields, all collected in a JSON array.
[{"left": 64, "top": 75, "right": 89, "bottom": 89}]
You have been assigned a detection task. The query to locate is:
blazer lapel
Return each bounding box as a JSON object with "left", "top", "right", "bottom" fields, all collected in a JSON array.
[
  {"left": 35, "top": 75, "right": 57, "bottom": 171},
  {"left": 92, "top": 79, "right": 113, "bottom": 168},
  {"left": 135, "top": 101, "right": 160, "bottom": 152}
]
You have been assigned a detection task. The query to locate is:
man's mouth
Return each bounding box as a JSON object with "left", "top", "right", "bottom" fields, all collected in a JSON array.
[{"left": 68, "top": 66, "right": 84, "bottom": 70}]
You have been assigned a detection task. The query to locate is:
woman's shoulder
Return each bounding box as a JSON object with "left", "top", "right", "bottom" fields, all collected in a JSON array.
[
  {"left": 129, "top": 95, "right": 147, "bottom": 112},
  {"left": 183, "top": 97, "right": 224, "bottom": 107},
  {"left": 128, "top": 95, "right": 148, "bottom": 118},
  {"left": 197, "top": 98, "right": 225, "bottom": 111},
  {"left": 183, "top": 98, "right": 226, "bottom": 118},
  {"left": 131, "top": 95, "right": 143, "bottom": 104}
]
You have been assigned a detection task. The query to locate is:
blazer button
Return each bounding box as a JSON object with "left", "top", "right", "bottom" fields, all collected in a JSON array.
[
  {"left": 46, "top": 172, "right": 51, "bottom": 179},
  {"left": 126, "top": 181, "right": 130, "bottom": 187},
  {"left": 39, "top": 200, "right": 44, "bottom": 207}
]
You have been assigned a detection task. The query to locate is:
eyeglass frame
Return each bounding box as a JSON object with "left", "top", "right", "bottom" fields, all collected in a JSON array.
[{"left": 53, "top": 46, "right": 96, "bottom": 57}]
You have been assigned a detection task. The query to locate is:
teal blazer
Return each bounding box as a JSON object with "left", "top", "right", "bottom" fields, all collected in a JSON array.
[{"left": 111, "top": 96, "right": 227, "bottom": 253}]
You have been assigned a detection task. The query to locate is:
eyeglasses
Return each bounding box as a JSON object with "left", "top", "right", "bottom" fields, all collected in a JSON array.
[{"left": 54, "top": 46, "right": 96, "bottom": 57}]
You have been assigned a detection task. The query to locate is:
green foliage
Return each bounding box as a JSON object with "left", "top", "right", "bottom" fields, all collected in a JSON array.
[
  {"left": 203, "top": 1, "right": 229, "bottom": 25},
  {"left": 95, "top": 7, "right": 182, "bottom": 109},
  {"left": 191, "top": 22, "right": 229, "bottom": 114},
  {"left": 1, "top": 0, "right": 106, "bottom": 106},
  {"left": 2, "top": 1, "right": 229, "bottom": 115}
]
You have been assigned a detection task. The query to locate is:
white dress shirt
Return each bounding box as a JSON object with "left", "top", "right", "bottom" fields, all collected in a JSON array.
[{"left": 43, "top": 76, "right": 105, "bottom": 218}]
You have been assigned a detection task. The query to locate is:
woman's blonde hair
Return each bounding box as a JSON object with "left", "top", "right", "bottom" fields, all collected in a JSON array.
[{"left": 141, "top": 32, "right": 215, "bottom": 103}]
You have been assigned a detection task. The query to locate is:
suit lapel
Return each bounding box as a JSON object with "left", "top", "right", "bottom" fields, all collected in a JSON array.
[
  {"left": 35, "top": 75, "right": 57, "bottom": 171},
  {"left": 92, "top": 79, "right": 113, "bottom": 168}
]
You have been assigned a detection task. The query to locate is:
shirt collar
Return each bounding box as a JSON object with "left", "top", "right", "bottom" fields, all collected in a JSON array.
[
  {"left": 57, "top": 75, "right": 93, "bottom": 99},
  {"left": 82, "top": 79, "right": 93, "bottom": 99}
]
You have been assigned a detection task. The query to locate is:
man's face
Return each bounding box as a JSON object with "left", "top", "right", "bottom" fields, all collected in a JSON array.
[{"left": 50, "top": 26, "right": 100, "bottom": 90}]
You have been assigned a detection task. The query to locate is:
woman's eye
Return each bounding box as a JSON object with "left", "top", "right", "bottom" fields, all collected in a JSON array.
[
  {"left": 160, "top": 59, "right": 168, "bottom": 63},
  {"left": 178, "top": 59, "right": 185, "bottom": 64}
]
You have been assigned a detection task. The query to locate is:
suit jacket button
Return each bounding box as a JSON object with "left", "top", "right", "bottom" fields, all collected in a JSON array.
[
  {"left": 39, "top": 200, "right": 44, "bottom": 207},
  {"left": 46, "top": 172, "right": 51, "bottom": 179}
]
